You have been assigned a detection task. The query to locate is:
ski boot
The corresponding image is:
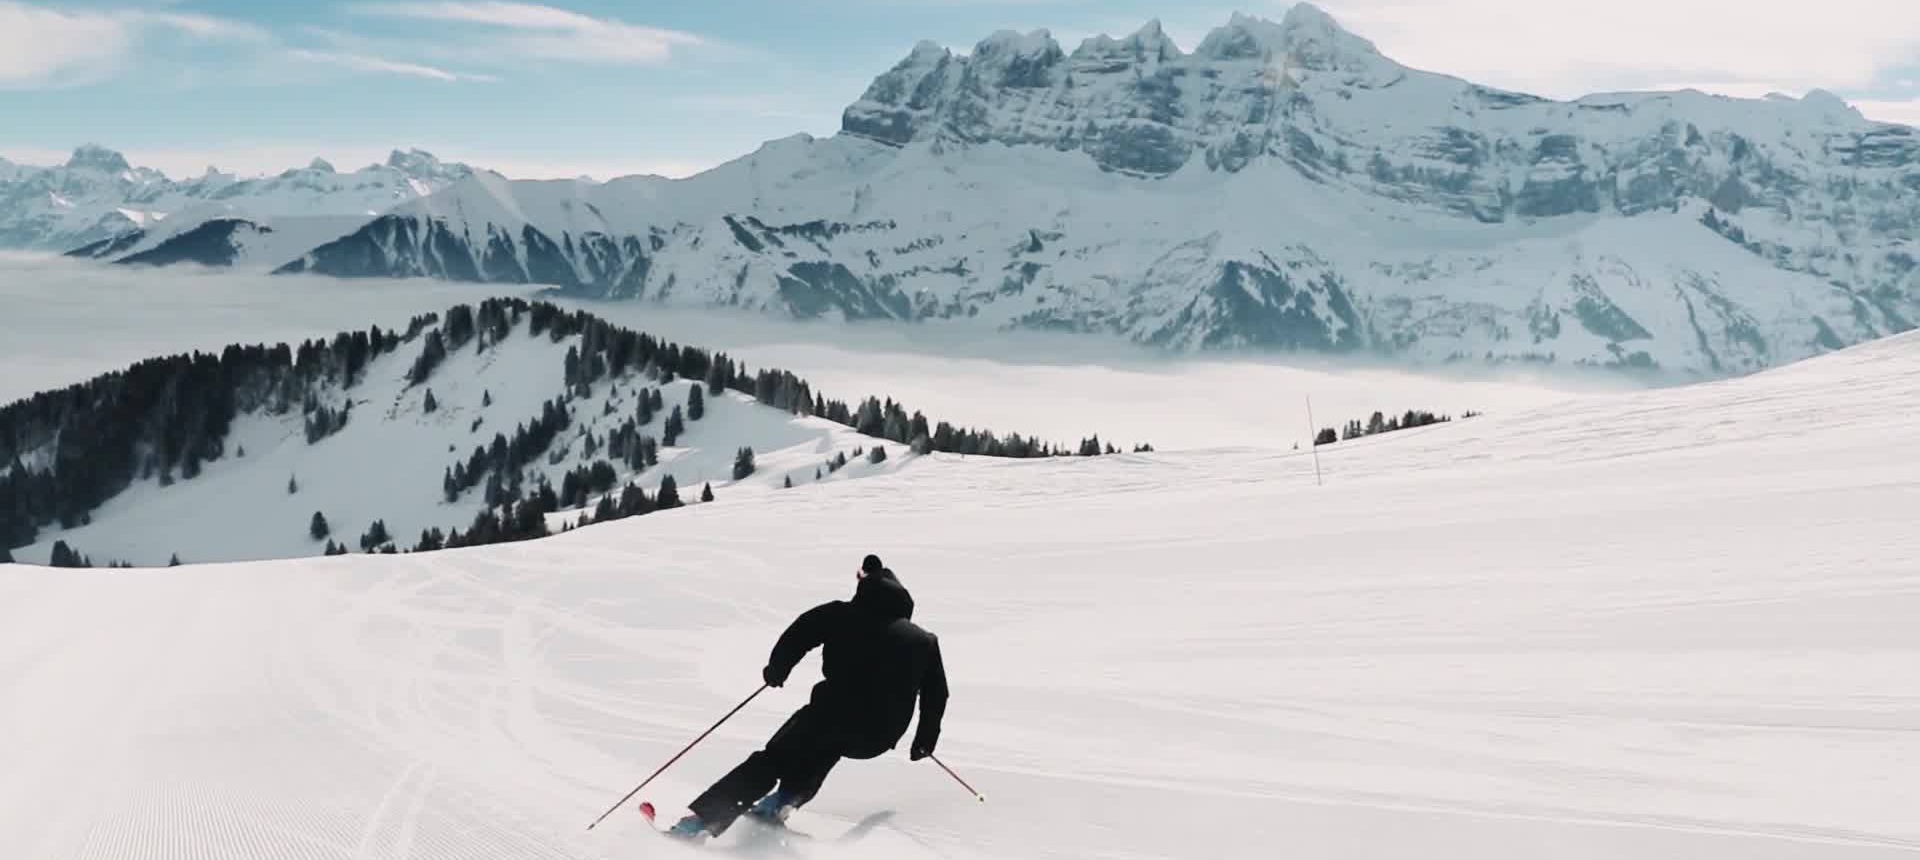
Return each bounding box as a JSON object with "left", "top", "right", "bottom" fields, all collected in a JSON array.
[
  {"left": 665, "top": 814, "right": 712, "bottom": 841},
  {"left": 745, "top": 790, "right": 797, "bottom": 825}
]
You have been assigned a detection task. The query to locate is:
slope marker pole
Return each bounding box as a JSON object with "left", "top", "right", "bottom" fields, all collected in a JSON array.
[{"left": 1305, "top": 395, "right": 1323, "bottom": 487}]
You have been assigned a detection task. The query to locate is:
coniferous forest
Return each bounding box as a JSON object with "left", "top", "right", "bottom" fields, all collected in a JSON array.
[{"left": 0, "top": 297, "right": 1146, "bottom": 565}]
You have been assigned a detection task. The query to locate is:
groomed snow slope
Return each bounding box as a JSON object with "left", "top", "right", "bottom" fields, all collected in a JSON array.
[{"left": 2, "top": 333, "right": 1917, "bottom": 860}]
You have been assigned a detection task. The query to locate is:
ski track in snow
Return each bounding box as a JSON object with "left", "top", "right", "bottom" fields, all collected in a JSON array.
[{"left": 3, "top": 328, "right": 1920, "bottom": 857}]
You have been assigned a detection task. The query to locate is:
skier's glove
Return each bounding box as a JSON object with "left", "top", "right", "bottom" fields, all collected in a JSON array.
[
  {"left": 761, "top": 664, "right": 787, "bottom": 688},
  {"left": 909, "top": 732, "right": 937, "bottom": 761}
]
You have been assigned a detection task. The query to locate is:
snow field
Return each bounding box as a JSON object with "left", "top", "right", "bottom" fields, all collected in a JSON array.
[{"left": 1, "top": 330, "right": 1916, "bottom": 859}]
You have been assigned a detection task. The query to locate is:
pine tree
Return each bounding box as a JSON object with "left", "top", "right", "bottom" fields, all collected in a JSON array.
[
  {"left": 688, "top": 385, "right": 705, "bottom": 421},
  {"left": 868, "top": 446, "right": 888, "bottom": 464},
  {"left": 409, "top": 329, "right": 448, "bottom": 385},
  {"left": 287, "top": 474, "right": 298, "bottom": 494},
  {"left": 657, "top": 475, "right": 682, "bottom": 509},
  {"left": 424, "top": 388, "right": 438, "bottom": 414},
  {"left": 168, "top": 553, "right": 181, "bottom": 567},
  {"left": 700, "top": 482, "right": 714, "bottom": 502},
  {"left": 310, "top": 511, "right": 330, "bottom": 540},
  {"left": 482, "top": 390, "right": 492, "bottom": 408},
  {"left": 733, "top": 446, "right": 756, "bottom": 480},
  {"left": 783, "top": 475, "right": 793, "bottom": 489},
  {"left": 637, "top": 390, "right": 656, "bottom": 426},
  {"left": 815, "top": 467, "right": 822, "bottom": 481},
  {"left": 1314, "top": 427, "right": 1337, "bottom": 446},
  {"left": 359, "top": 519, "right": 391, "bottom": 552},
  {"left": 618, "top": 483, "right": 653, "bottom": 517},
  {"left": 664, "top": 406, "right": 685, "bottom": 447}
]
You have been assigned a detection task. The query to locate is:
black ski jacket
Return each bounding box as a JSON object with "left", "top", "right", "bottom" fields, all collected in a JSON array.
[{"left": 762, "top": 570, "right": 948, "bottom": 758}]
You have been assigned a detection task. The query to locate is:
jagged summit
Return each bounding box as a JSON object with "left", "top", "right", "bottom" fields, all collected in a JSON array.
[
  {"left": 66, "top": 145, "right": 131, "bottom": 174},
  {"left": 840, "top": 7, "right": 1409, "bottom": 168},
  {"left": 1192, "top": 7, "right": 1388, "bottom": 70},
  {"left": 1278, "top": 2, "right": 1360, "bottom": 39},
  {"left": 3, "top": 145, "right": 479, "bottom": 253},
  {"left": 384, "top": 148, "right": 452, "bottom": 176},
  {"left": 1072, "top": 20, "right": 1181, "bottom": 64}
]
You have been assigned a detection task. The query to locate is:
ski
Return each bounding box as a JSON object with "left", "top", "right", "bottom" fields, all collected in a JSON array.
[{"left": 637, "top": 801, "right": 812, "bottom": 847}]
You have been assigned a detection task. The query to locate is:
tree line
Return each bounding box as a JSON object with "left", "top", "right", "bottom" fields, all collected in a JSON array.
[
  {"left": 0, "top": 312, "right": 441, "bottom": 555},
  {"left": 1, "top": 296, "right": 1145, "bottom": 564},
  {"left": 1313, "top": 409, "right": 1474, "bottom": 446}
]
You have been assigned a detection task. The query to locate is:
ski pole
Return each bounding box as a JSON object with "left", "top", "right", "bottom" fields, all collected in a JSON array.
[
  {"left": 585, "top": 684, "right": 768, "bottom": 830},
  {"left": 927, "top": 754, "right": 986, "bottom": 803}
]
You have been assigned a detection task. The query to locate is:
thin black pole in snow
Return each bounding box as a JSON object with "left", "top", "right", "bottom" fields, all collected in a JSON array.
[
  {"left": 1305, "top": 395, "right": 1323, "bottom": 487},
  {"left": 585, "top": 684, "right": 768, "bottom": 830}
]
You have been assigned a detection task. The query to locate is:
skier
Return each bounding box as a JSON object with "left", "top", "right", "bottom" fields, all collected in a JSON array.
[{"left": 666, "top": 554, "right": 949, "bottom": 839}]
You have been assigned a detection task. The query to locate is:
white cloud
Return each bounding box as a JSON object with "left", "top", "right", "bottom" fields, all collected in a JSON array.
[
  {"left": 354, "top": 2, "right": 707, "bottom": 65},
  {"left": 0, "top": 1, "right": 486, "bottom": 89},
  {"left": 141, "top": 12, "right": 272, "bottom": 44},
  {"left": 0, "top": 2, "right": 252, "bottom": 89},
  {"left": 1304, "top": 0, "right": 1920, "bottom": 102},
  {"left": 285, "top": 49, "right": 493, "bottom": 83}
]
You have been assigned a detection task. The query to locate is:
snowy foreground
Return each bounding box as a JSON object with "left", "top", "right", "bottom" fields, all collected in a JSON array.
[{"left": 3, "top": 333, "right": 1918, "bottom": 860}]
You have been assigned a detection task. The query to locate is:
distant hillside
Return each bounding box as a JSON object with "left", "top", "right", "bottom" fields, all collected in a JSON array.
[{"left": 0, "top": 298, "right": 1144, "bottom": 567}]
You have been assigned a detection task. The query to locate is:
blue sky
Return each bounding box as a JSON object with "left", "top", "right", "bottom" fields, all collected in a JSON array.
[{"left": 2, "top": 0, "right": 1916, "bottom": 180}]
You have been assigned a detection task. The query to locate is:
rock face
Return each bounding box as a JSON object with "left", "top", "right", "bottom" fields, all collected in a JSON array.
[{"left": 71, "top": 5, "right": 1920, "bottom": 376}]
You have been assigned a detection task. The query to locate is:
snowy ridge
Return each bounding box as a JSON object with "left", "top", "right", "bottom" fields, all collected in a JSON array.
[
  {"left": 1, "top": 146, "right": 474, "bottom": 253},
  {"left": 0, "top": 325, "right": 1915, "bottom": 859},
  {"left": 0, "top": 299, "right": 1138, "bottom": 567}
]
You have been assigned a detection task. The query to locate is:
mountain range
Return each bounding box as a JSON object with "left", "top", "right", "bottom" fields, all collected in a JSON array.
[
  {"left": 16, "top": 4, "right": 1920, "bottom": 376},
  {"left": 0, "top": 146, "right": 472, "bottom": 258}
]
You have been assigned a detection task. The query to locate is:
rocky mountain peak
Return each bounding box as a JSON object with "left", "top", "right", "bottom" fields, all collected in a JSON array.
[
  {"left": 1192, "top": 6, "right": 1386, "bottom": 72},
  {"left": 967, "top": 29, "right": 1067, "bottom": 89},
  {"left": 386, "top": 148, "right": 436, "bottom": 170},
  {"left": 65, "top": 145, "right": 131, "bottom": 174},
  {"left": 1072, "top": 19, "right": 1182, "bottom": 64}
]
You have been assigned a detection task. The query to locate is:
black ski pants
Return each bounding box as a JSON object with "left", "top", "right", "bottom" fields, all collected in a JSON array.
[{"left": 688, "top": 703, "right": 883, "bottom": 833}]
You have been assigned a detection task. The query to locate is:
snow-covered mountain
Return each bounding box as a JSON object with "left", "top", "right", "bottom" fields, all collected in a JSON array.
[
  {"left": 0, "top": 145, "right": 472, "bottom": 255},
  {"left": 0, "top": 299, "right": 1135, "bottom": 567},
  {"left": 69, "top": 4, "right": 1920, "bottom": 375}
]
